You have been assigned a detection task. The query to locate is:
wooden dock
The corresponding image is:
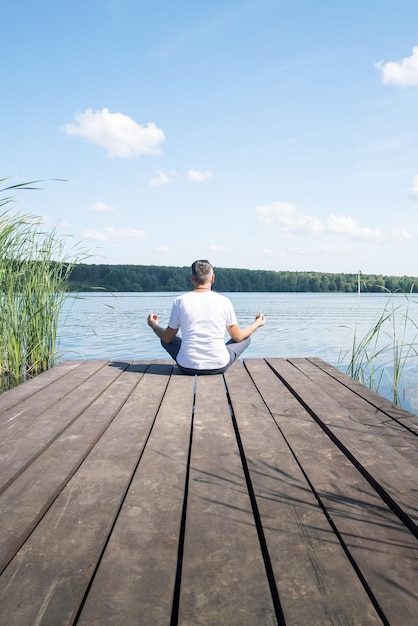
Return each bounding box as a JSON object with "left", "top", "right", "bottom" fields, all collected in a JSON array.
[{"left": 0, "top": 357, "right": 417, "bottom": 625}]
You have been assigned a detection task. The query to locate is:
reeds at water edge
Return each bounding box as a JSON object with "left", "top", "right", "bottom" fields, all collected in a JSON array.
[
  {"left": 340, "top": 282, "right": 418, "bottom": 406},
  {"left": 0, "top": 178, "right": 85, "bottom": 392}
]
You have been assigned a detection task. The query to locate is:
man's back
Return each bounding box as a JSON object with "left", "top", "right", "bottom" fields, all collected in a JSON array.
[{"left": 168, "top": 291, "right": 237, "bottom": 370}]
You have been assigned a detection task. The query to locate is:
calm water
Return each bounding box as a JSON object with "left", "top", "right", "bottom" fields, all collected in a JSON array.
[{"left": 58, "top": 292, "right": 418, "bottom": 414}]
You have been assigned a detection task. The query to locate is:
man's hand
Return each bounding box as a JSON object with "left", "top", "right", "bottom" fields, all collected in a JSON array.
[
  {"left": 147, "top": 313, "right": 159, "bottom": 329},
  {"left": 147, "top": 313, "right": 178, "bottom": 343},
  {"left": 254, "top": 313, "right": 266, "bottom": 328}
]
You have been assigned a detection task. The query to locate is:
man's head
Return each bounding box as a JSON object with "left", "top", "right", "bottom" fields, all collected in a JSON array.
[{"left": 191, "top": 259, "right": 214, "bottom": 286}]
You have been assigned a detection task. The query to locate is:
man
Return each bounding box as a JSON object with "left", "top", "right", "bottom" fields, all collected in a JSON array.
[{"left": 147, "top": 259, "right": 265, "bottom": 375}]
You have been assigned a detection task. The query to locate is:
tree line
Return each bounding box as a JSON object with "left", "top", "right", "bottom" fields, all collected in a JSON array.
[{"left": 67, "top": 264, "right": 418, "bottom": 293}]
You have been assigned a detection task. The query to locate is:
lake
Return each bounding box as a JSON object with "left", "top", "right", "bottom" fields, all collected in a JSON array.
[{"left": 58, "top": 292, "right": 418, "bottom": 414}]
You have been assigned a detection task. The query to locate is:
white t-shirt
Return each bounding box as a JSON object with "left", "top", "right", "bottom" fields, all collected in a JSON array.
[{"left": 168, "top": 291, "right": 237, "bottom": 370}]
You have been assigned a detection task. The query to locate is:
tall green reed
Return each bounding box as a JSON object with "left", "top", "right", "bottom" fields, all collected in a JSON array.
[
  {"left": 1, "top": 178, "right": 85, "bottom": 392},
  {"left": 342, "top": 273, "right": 418, "bottom": 405}
]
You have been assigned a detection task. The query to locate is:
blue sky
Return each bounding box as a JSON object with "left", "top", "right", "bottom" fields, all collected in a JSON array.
[{"left": 2, "top": 0, "right": 418, "bottom": 275}]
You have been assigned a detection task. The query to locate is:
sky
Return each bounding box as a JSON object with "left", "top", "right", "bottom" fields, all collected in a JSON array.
[{"left": 2, "top": 0, "right": 418, "bottom": 276}]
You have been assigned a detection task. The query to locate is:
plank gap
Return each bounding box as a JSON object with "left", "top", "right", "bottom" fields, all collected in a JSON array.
[
  {"left": 242, "top": 360, "right": 392, "bottom": 625},
  {"left": 169, "top": 375, "right": 196, "bottom": 626},
  {"left": 74, "top": 365, "right": 172, "bottom": 624},
  {"left": 264, "top": 360, "right": 418, "bottom": 541},
  {"left": 224, "top": 375, "right": 286, "bottom": 626}
]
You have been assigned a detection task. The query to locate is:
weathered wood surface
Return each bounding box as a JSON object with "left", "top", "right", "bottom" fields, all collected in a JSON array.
[{"left": 0, "top": 358, "right": 417, "bottom": 625}]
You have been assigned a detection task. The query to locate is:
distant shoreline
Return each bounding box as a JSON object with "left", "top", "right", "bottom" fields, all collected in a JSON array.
[{"left": 67, "top": 264, "right": 418, "bottom": 294}]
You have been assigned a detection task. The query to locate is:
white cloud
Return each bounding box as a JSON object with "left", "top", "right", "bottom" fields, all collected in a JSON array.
[
  {"left": 293, "top": 244, "right": 351, "bottom": 257},
  {"left": 84, "top": 227, "right": 148, "bottom": 241},
  {"left": 375, "top": 46, "right": 418, "bottom": 86},
  {"left": 154, "top": 246, "right": 170, "bottom": 253},
  {"left": 394, "top": 229, "right": 413, "bottom": 240},
  {"left": 150, "top": 171, "right": 171, "bottom": 187},
  {"left": 408, "top": 174, "right": 418, "bottom": 201},
  {"left": 186, "top": 169, "right": 213, "bottom": 182},
  {"left": 255, "top": 201, "right": 382, "bottom": 240},
  {"left": 63, "top": 108, "right": 165, "bottom": 158},
  {"left": 255, "top": 202, "right": 322, "bottom": 234},
  {"left": 260, "top": 244, "right": 355, "bottom": 262},
  {"left": 324, "top": 214, "right": 381, "bottom": 239},
  {"left": 258, "top": 248, "right": 286, "bottom": 258},
  {"left": 85, "top": 201, "right": 115, "bottom": 212}
]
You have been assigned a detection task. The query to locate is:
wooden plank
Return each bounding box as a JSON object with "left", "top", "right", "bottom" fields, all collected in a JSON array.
[
  {"left": 308, "top": 356, "right": 418, "bottom": 435},
  {"left": 266, "top": 358, "right": 418, "bottom": 531},
  {"left": 0, "top": 361, "right": 126, "bottom": 493},
  {"left": 77, "top": 369, "right": 195, "bottom": 625},
  {"left": 177, "top": 373, "right": 277, "bottom": 626},
  {"left": 0, "top": 359, "right": 109, "bottom": 443},
  {"left": 288, "top": 357, "right": 418, "bottom": 467},
  {"left": 0, "top": 360, "right": 82, "bottom": 415},
  {"left": 225, "top": 361, "right": 382, "bottom": 625},
  {"left": 0, "top": 364, "right": 172, "bottom": 626},
  {"left": 0, "top": 364, "right": 147, "bottom": 574},
  {"left": 245, "top": 358, "right": 418, "bottom": 625}
]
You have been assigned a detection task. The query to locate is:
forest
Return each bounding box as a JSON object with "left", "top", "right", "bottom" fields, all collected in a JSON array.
[{"left": 67, "top": 264, "right": 418, "bottom": 293}]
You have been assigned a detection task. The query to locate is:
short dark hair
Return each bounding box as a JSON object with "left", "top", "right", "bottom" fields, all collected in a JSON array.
[{"left": 191, "top": 259, "right": 213, "bottom": 285}]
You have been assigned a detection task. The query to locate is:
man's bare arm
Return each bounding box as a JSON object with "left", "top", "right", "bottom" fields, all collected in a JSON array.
[
  {"left": 227, "top": 313, "right": 266, "bottom": 343},
  {"left": 147, "top": 313, "right": 178, "bottom": 343}
]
